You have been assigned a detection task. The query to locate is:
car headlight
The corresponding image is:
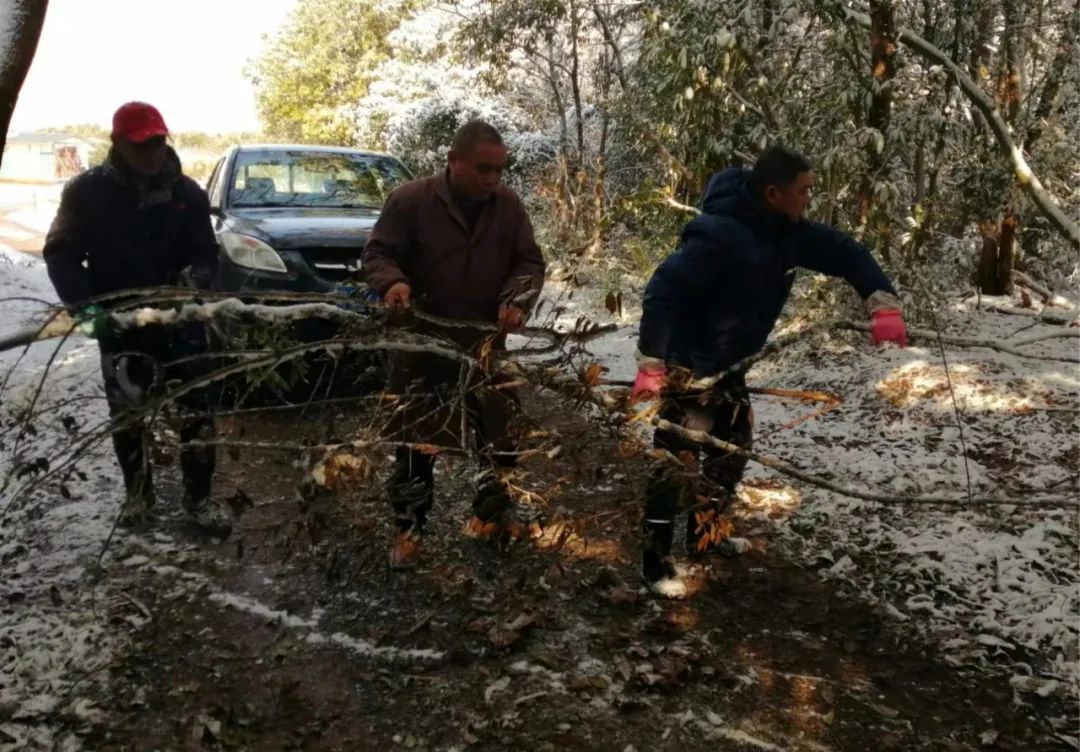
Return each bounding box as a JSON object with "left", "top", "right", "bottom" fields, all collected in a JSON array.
[{"left": 219, "top": 232, "right": 288, "bottom": 274}]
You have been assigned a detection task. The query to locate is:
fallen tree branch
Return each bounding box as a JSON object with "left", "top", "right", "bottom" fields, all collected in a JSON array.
[
  {"left": 185, "top": 437, "right": 553, "bottom": 464},
  {"left": 655, "top": 419, "right": 1074, "bottom": 509},
  {"left": 836, "top": 321, "right": 1078, "bottom": 362},
  {"left": 1010, "top": 330, "right": 1080, "bottom": 347},
  {"left": 1012, "top": 271, "right": 1076, "bottom": 310},
  {"left": 108, "top": 297, "right": 616, "bottom": 348},
  {"left": 517, "top": 360, "right": 1077, "bottom": 510},
  {"left": 970, "top": 300, "right": 1077, "bottom": 325}
]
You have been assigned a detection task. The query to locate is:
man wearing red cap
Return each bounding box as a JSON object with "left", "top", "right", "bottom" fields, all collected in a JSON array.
[{"left": 43, "top": 102, "right": 229, "bottom": 535}]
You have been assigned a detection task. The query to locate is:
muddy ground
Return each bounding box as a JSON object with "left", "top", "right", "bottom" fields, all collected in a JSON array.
[{"left": 45, "top": 390, "right": 1076, "bottom": 751}]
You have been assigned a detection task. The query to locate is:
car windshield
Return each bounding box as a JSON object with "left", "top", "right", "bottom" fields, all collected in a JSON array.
[{"left": 227, "top": 150, "right": 411, "bottom": 209}]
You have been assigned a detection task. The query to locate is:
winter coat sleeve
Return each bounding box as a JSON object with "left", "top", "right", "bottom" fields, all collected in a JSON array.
[
  {"left": 42, "top": 179, "right": 93, "bottom": 306},
  {"left": 796, "top": 221, "right": 897, "bottom": 299},
  {"left": 361, "top": 187, "right": 413, "bottom": 296},
  {"left": 184, "top": 187, "right": 219, "bottom": 290},
  {"left": 637, "top": 216, "right": 742, "bottom": 361},
  {"left": 499, "top": 196, "right": 546, "bottom": 311}
]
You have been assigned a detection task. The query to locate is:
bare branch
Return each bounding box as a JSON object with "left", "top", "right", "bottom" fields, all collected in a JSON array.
[
  {"left": 836, "top": 321, "right": 1078, "bottom": 362},
  {"left": 655, "top": 419, "right": 1074, "bottom": 509}
]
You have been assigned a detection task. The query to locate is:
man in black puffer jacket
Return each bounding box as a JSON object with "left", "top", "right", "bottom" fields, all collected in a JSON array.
[
  {"left": 632, "top": 146, "right": 907, "bottom": 597},
  {"left": 43, "top": 101, "right": 230, "bottom": 535}
]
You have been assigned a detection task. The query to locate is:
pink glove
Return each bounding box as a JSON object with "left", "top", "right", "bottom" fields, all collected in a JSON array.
[
  {"left": 631, "top": 365, "right": 667, "bottom": 402},
  {"left": 871, "top": 309, "right": 907, "bottom": 347}
]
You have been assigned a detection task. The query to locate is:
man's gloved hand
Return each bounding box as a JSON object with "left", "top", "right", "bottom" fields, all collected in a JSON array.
[
  {"left": 497, "top": 303, "right": 524, "bottom": 332},
  {"left": 871, "top": 309, "right": 907, "bottom": 347},
  {"left": 74, "top": 304, "right": 107, "bottom": 339},
  {"left": 384, "top": 282, "right": 411, "bottom": 308},
  {"left": 631, "top": 364, "right": 667, "bottom": 403}
]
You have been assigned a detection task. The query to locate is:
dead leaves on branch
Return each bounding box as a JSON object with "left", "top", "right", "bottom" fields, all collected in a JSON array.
[
  {"left": 308, "top": 448, "right": 382, "bottom": 494},
  {"left": 690, "top": 506, "right": 735, "bottom": 553}
]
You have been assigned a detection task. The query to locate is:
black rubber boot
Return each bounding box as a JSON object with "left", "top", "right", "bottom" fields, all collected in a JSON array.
[
  {"left": 388, "top": 448, "right": 435, "bottom": 533},
  {"left": 642, "top": 517, "right": 685, "bottom": 598}
]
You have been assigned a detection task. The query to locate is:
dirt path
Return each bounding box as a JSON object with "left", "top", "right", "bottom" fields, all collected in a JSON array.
[{"left": 59, "top": 391, "right": 1075, "bottom": 751}]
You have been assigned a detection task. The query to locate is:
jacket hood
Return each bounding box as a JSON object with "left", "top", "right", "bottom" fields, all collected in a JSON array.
[
  {"left": 700, "top": 167, "right": 751, "bottom": 216},
  {"left": 701, "top": 166, "right": 797, "bottom": 232}
]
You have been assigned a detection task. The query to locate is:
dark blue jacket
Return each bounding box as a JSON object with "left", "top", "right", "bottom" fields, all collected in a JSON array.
[{"left": 638, "top": 168, "right": 896, "bottom": 376}]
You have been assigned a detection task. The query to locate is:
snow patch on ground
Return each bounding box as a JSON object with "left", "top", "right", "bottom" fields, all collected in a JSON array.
[
  {"left": 0, "top": 245, "right": 121, "bottom": 750},
  {"left": 5, "top": 205, "right": 59, "bottom": 237}
]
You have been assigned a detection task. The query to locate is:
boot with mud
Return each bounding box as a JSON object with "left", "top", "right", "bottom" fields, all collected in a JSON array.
[
  {"left": 115, "top": 433, "right": 157, "bottom": 529},
  {"left": 463, "top": 467, "right": 538, "bottom": 542},
  {"left": 387, "top": 462, "right": 434, "bottom": 569},
  {"left": 118, "top": 488, "right": 155, "bottom": 528},
  {"left": 182, "top": 492, "right": 233, "bottom": 537},
  {"left": 642, "top": 517, "right": 686, "bottom": 599},
  {"left": 389, "top": 529, "right": 423, "bottom": 570}
]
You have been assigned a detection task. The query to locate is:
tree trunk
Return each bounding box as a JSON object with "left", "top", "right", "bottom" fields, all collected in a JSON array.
[
  {"left": 966, "top": 1, "right": 995, "bottom": 141},
  {"left": 1019, "top": 4, "right": 1076, "bottom": 259},
  {"left": 976, "top": 0, "right": 1023, "bottom": 293},
  {"left": 568, "top": 0, "right": 585, "bottom": 163},
  {"left": 996, "top": 0, "right": 1023, "bottom": 124},
  {"left": 978, "top": 213, "right": 1017, "bottom": 295},
  {"left": 0, "top": 0, "right": 50, "bottom": 168},
  {"left": 855, "top": 0, "right": 896, "bottom": 254},
  {"left": 1025, "top": 5, "right": 1077, "bottom": 149}
]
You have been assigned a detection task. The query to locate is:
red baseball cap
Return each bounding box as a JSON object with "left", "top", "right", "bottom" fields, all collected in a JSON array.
[{"left": 111, "top": 101, "right": 169, "bottom": 143}]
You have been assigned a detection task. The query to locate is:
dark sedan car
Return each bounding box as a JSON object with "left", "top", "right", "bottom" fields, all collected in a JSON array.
[
  {"left": 203, "top": 145, "right": 412, "bottom": 403},
  {"left": 205, "top": 145, "right": 412, "bottom": 292}
]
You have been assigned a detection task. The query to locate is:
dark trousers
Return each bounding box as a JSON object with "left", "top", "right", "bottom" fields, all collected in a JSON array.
[
  {"left": 100, "top": 323, "right": 216, "bottom": 502},
  {"left": 386, "top": 345, "right": 519, "bottom": 533},
  {"left": 643, "top": 374, "right": 753, "bottom": 558},
  {"left": 389, "top": 391, "right": 518, "bottom": 533}
]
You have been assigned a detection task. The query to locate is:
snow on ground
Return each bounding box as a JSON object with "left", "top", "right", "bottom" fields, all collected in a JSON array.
[
  {"left": 0, "top": 245, "right": 126, "bottom": 749},
  {"left": 4, "top": 205, "right": 58, "bottom": 237},
  {"left": 0, "top": 182, "right": 62, "bottom": 214},
  {"left": 555, "top": 280, "right": 1080, "bottom": 702},
  {"left": 743, "top": 299, "right": 1079, "bottom": 698},
  {"left": 0, "top": 182, "right": 60, "bottom": 232}
]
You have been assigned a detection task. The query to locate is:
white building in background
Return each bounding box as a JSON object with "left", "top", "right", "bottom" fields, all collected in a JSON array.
[{"left": 1, "top": 132, "right": 91, "bottom": 182}]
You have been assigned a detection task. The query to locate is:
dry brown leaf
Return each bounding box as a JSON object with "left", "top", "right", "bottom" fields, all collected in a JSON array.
[
  {"left": 410, "top": 443, "right": 444, "bottom": 456},
  {"left": 583, "top": 363, "right": 606, "bottom": 387}
]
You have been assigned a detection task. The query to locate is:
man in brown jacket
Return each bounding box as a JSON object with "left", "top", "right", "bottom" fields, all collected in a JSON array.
[{"left": 361, "top": 120, "right": 546, "bottom": 568}]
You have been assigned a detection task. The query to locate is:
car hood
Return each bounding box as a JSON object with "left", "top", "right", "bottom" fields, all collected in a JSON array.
[{"left": 222, "top": 207, "right": 380, "bottom": 249}]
